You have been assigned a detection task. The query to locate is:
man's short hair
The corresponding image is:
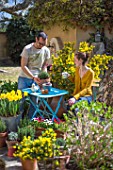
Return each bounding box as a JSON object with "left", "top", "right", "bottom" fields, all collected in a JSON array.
[{"left": 36, "top": 31, "right": 48, "bottom": 40}]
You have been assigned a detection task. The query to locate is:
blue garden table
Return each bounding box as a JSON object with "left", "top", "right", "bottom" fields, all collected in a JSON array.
[{"left": 22, "top": 87, "right": 68, "bottom": 121}]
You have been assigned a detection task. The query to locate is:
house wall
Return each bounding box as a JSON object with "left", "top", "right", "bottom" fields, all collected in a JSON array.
[{"left": 0, "top": 25, "right": 113, "bottom": 61}]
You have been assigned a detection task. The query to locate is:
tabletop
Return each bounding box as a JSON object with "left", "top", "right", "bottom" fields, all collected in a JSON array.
[{"left": 22, "top": 87, "right": 68, "bottom": 98}]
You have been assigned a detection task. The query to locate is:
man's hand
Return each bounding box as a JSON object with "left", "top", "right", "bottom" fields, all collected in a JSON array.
[{"left": 34, "top": 77, "right": 41, "bottom": 86}]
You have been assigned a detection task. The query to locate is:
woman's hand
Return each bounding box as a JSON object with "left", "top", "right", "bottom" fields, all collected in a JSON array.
[{"left": 68, "top": 97, "right": 76, "bottom": 106}]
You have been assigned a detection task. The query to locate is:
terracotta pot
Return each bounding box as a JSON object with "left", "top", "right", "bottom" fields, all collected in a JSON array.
[
  {"left": 35, "top": 128, "right": 65, "bottom": 139},
  {"left": 6, "top": 140, "right": 18, "bottom": 157},
  {"left": 35, "top": 128, "right": 45, "bottom": 138},
  {"left": 54, "top": 130, "right": 65, "bottom": 139},
  {"left": 0, "top": 132, "right": 8, "bottom": 148},
  {"left": 21, "top": 159, "right": 38, "bottom": 170}
]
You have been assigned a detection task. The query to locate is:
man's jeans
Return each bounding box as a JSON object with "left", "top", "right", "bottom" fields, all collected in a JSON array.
[{"left": 18, "top": 76, "right": 37, "bottom": 119}]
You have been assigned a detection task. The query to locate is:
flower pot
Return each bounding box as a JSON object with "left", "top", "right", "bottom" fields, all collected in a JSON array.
[
  {"left": 0, "top": 113, "right": 22, "bottom": 132},
  {"left": 54, "top": 130, "right": 65, "bottom": 139},
  {"left": 6, "top": 140, "right": 18, "bottom": 157},
  {"left": 35, "top": 128, "right": 45, "bottom": 138},
  {"left": 21, "top": 159, "right": 38, "bottom": 170},
  {"left": 0, "top": 132, "right": 8, "bottom": 148},
  {"left": 39, "top": 78, "right": 50, "bottom": 90}
]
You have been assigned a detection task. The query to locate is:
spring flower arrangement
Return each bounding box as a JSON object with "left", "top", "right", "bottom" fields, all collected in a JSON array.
[
  {"left": 14, "top": 128, "right": 62, "bottom": 161},
  {"left": 32, "top": 117, "right": 63, "bottom": 129},
  {"left": 0, "top": 90, "right": 28, "bottom": 117}
]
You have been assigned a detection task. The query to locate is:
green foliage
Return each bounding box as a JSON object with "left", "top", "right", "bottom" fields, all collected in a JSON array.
[
  {"left": 19, "top": 117, "right": 31, "bottom": 128},
  {"left": 17, "top": 126, "right": 35, "bottom": 141},
  {"left": 50, "top": 42, "right": 75, "bottom": 96},
  {"left": 0, "top": 80, "right": 17, "bottom": 93},
  {"left": 17, "top": 117, "right": 35, "bottom": 141},
  {"left": 28, "top": 0, "right": 113, "bottom": 31},
  {"left": 38, "top": 71, "right": 50, "bottom": 79},
  {"left": 61, "top": 101, "right": 113, "bottom": 169},
  {"left": 56, "top": 137, "right": 66, "bottom": 147},
  {"left": 0, "top": 119, "right": 7, "bottom": 133},
  {"left": 6, "top": 18, "right": 36, "bottom": 65}
]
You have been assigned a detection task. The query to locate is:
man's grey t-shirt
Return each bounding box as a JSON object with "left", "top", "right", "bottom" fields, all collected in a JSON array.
[{"left": 19, "top": 43, "right": 50, "bottom": 78}]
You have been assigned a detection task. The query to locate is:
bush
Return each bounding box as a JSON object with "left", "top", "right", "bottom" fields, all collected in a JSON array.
[
  {"left": 0, "top": 119, "right": 7, "bottom": 133},
  {"left": 17, "top": 126, "right": 35, "bottom": 141},
  {"left": 0, "top": 80, "right": 17, "bottom": 93},
  {"left": 61, "top": 101, "right": 113, "bottom": 169}
]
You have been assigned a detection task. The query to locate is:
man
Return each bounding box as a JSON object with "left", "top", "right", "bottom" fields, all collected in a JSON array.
[
  {"left": 18, "top": 31, "right": 50, "bottom": 90},
  {"left": 18, "top": 31, "right": 50, "bottom": 118}
]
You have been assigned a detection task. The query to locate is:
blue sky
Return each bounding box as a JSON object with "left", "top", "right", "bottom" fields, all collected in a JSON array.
[{"left": 0, "top": 0, "right": 24, "bottom": 21}]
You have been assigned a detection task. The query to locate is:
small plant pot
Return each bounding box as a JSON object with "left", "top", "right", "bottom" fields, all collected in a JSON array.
[
  {"left": 20, "top": 158, "right": 38, "bottom": 170},
  {"left": 6, "top": 140, "right": 18, "bottom": 157},
  {"left": 42, "top": 83, "right": 52, "bottom": 91}
]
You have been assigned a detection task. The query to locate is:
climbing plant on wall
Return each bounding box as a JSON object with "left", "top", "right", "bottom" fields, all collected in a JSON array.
[{"left": 28, "top": 0, "right": 113, "bottom": 32}]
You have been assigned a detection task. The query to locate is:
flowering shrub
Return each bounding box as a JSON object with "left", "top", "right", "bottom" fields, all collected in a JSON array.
[
  {"left": 78, "top": 41, "right": 95, "bottom": 53},
  {"left": 50, "top": 42, "right": 75, "bottom": 96},
  {"left": 0, "top": 90, "right": 28, "bottom": 116},
  {"left": 88, "top": 54, "right": 113, "bottom": 79},
  {"left": 14, "top": 128, "right": 62, "bottom": 160},
  {"left": 51, "top": 41, "right": 113, "bottom": 95}
]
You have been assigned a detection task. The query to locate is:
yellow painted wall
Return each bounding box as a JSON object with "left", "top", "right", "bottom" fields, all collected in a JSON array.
[
  {"left": 1, "top": 25, "right": 113, "bottom": 60},
  {"left": 45, "top": 25, "right": 77, "bottom": 48},
  {"left": 45, "top": 25, "right": 96, "bottom": 52}
]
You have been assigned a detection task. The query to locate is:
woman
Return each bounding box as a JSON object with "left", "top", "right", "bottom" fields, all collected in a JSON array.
[{"left": 68, "top": 52, "right": 94, "bottom": 107}]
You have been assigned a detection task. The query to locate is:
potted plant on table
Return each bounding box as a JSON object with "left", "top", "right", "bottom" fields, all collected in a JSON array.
[
  {"left": 6, "top": 131, "right": 18, "bottom": 157},
  {"left": 38, "top": 71, "right": 51, "bottom": 90},
  {"left": 0, "top": 90, "right": 28, "bottom": 131},
  {"left": 0, "top": 119, "right": 7, "bottom": 148}
]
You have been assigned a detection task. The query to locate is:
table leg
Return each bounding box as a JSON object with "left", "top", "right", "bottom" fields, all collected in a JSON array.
[
  {"left": 41, "top": 96, "right": 63, "bottom": 121},
  {"left": 28, "top": 97, "right": 44, "bottom": 120}
]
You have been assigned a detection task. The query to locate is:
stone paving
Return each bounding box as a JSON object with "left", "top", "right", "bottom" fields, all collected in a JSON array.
[{"left": 0, "top": 147, "right": 22, "bottom": 170}]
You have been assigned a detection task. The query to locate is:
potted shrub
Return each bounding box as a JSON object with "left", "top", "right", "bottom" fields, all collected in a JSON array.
[
  {"left": 14, "top": 128, "right": 62, "bottom": 170},
  {"left": 0, "top": 119, "right": 7, "bottom": 148},
  {"left": 17, "top": 117, "right": 35, "bottom": 141},
  {"left": 31, "top": 117, "right": 65, "bottom": 139},
  {"left": 6, "top": 131, "right": 18, "bottom": 157},
  {"left": 17, "top": 126, "right": 35, "bottom": 142},
  {"left": 0, "top": 90, "right": 28, "bottom": 131}
]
